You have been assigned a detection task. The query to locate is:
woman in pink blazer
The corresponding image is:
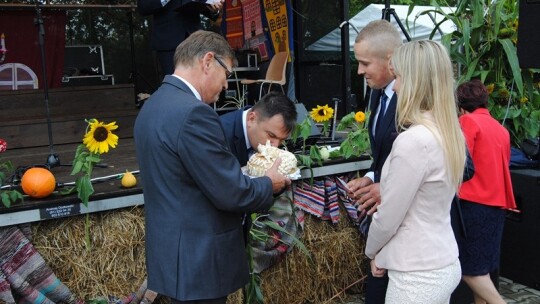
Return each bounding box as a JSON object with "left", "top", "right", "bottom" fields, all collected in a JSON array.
[
  {"left": 365, "top": 40, "right": 466, "bottom": 303},
  {"left": 456, "top": 79, "right": 516, "bottom": 304}
]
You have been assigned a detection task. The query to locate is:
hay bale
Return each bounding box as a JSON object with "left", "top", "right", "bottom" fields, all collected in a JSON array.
[
  {"left": 254, "top": 212, "right": 366, "bottom": 304},
  {"left": 31, "top": 206, "right": 366, "bottom": 303},
  {"left": 31, "top": 207, "right": 146, "bottom": 301}
]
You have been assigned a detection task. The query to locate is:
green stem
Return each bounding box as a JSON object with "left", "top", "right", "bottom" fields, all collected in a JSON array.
[{"left": 85, "top": 213, "right": 91, "bottom": 251}]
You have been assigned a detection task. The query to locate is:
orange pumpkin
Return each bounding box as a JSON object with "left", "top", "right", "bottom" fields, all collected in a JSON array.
[{"left": 21, "top": 167, "right": 56, "bottom": 199}]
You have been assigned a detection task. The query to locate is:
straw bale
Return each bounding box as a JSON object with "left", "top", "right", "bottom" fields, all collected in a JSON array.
[
  {"left": 30, "top": 205, "right": 366, "bottom": 303},
  {"left": 31, "top": 207, "right": 146, "bottom": 301}
]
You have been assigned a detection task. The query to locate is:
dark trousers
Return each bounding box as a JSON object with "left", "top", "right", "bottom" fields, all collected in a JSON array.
[
  {"left": 156, "top": 50, "right": 175, "bottom": 78},
  {"left": 364, "top": 265, "right": 389, "bottom": 304},
  {"left": 171, "top": 296, "right": 227, "bottom": 304}
]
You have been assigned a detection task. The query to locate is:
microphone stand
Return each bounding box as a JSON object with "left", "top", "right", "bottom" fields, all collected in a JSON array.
[
  {"left": 381, "top": 0, "right": 411, "bottom": 42},
  {"left": 34, "top": 0, "right": 60, "bottom": 168}
]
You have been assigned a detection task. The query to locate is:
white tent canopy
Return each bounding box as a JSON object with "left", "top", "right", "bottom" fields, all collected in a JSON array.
[{"left": 306, "top": 4, "right": 455, "bottom": 52}]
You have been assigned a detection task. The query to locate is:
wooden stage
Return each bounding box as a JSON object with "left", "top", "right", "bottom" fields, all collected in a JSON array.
[{"left": 0, "top": 84, "right": 143, "bottom": 225}]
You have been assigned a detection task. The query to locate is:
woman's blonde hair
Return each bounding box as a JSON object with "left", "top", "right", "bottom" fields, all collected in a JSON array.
[{"left": 390, "top": 40, "right": 465, "bottom": 189}]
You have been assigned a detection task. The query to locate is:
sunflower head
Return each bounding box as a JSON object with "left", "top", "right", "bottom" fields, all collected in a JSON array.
[
  {"left": 354, "top": 111, "right": 366, "bottom": 123},
  {"left": 82, "top": 119, "right": 119, "bottom": 154},
  {"left": 310, "top": 105, "right": 334, "bottom": 123},
  {"left": 486, "top": 83, "right": 495, "bottom": 95}
]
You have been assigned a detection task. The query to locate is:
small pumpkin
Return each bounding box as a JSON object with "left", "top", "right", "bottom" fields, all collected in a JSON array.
[
  {"left": 21, "top": 167, "right": 56, "bottom": 198},
  {"left": 121, "top": 170, "right": 137, "bottom": 188}
]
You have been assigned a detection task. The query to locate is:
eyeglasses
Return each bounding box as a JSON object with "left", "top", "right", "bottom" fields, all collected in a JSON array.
[{"left": 214, "top": 55, "right": 233, "bottom": 79}]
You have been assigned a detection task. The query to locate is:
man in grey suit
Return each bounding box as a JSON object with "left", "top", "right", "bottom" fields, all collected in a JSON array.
[{"left": 134, "top": 30, "right": 290, "bottom": 304}]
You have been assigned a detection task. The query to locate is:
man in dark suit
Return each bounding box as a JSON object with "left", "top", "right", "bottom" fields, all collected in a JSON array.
[
  {"left": 219, "top": 91, "right": 298, "bottom": 167},
  {"left": 137, "top": 0, "right": 223, "bottom": 76},
  {"left": 346, "top": 20, "right": 403, "bottom": 304},
  {"left": 219, "top": 91, "right": 297, "bottom": 246},
  {"left": 134, "top": 30, "right": 290, "bottom": 304}
]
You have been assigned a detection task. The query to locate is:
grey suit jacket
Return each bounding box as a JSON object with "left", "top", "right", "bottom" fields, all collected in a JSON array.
[{"left": 134, "top": 76, "right": 273, "bottom": 300}]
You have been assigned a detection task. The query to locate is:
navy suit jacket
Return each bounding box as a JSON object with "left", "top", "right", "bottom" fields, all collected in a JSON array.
[
  {"left": 137, "top": 0, "right": 216, "bottom": 51},
  {"left": 219, "top": 107, "right": 252, "bottom": 166},
  {"left": 367, "top": 89, "right": 398, "bottom": 183},
  {"left": 134, "top": 76, "right": 273, "bottom": 301}
]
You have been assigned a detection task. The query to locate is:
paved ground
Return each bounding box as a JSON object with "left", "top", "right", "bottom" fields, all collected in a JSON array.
[{"left": 334, "top": 277, "right": 540, "bottom": 304}]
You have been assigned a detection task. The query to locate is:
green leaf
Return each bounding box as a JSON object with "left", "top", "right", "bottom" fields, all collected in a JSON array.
[
  {"left": 1, "top": 192, "right": 11, "bottom": 208},
  {"left": 499, "top": 38, "right": 523, "bottom": 97},
  {"left": 76, "top": 175, "right": 94, "bottom": 207}
]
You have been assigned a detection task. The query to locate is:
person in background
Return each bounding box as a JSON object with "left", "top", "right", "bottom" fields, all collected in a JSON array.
[
  {"left": 346, "top": 19, "right": 402, "bottom": 303},
  {"left": 137, "top": 0, "right": 224, "bottom": 77},
  {"left": 134, "top": 30, "right": 290, "bottom": 304},
  {"left": 219, "top": 91, "right": 297, "bottom": 167},
  {"left": 365, "top": 40, "right": 466, "bottom": 304},
  {"left": 456, "top": 79, "right": 516, "bottom": 304}
]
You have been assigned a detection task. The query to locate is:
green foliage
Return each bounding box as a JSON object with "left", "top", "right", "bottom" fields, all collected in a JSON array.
[
  {"left": 70, "top": 144, "right": 100, "bottom": 207},
  {"left": 336, "top": 111, "right": 371, "bottom": 159},
  {"left": 417, "top": 0, "right": 540, "bottom": 146},
  {"left": 245, "top": 195, "right": 312, "bottom": 303},
  {"left": 0, "top": 158, "right": 23, "bottom": 208}
]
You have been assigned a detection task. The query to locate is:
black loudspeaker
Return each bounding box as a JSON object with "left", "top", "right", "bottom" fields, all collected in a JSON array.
[
  {"left": 299, "top": 64, "right": 345, "bottom": 118},
  {"left": 500, "top": 169, "right": 540, "bottom": 290},
  {"left": 517, "top": 0, "right": 540, "bottom": 68}
]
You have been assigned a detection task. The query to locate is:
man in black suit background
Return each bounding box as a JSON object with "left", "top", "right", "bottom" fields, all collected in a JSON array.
[
  {"left": 137, "top": 0, "right": 223, "bottom": 77},
  {"left": 346, "top": 19, "right": 403, "bottom": 304}
]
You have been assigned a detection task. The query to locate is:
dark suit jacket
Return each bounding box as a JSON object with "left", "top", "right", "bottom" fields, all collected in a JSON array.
[
  {"left": 219, "top": 107, "right": 252, "bottom": 166},
  {"left": 137, "top": 0, "right": 216, "bottom": 51},
  {"left": 134, "top": 76, "right": 274, "bottom": 301},
  {"left": 367, "top": 89, "right": 398, "bottom": 182}
]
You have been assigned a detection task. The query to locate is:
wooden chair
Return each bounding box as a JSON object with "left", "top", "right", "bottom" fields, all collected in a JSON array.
[{"left": 241, "top": 51, "right": 288, "bottom": 101}]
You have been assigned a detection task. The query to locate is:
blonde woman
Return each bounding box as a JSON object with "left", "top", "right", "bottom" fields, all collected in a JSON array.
[{"left": 365, "top": 40, "right": 466, "bottom": 303}]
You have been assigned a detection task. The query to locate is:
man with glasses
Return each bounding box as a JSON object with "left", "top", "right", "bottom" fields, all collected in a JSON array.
[{"left": 134, "top": 30, "right": 291, "bottom": 304}]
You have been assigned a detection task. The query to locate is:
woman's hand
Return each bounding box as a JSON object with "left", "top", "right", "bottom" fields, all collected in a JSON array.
[{"left": 370, "top": 259, "right": 386, "bottom": 278}]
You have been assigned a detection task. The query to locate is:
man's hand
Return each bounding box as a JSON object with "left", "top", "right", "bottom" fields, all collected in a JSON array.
[
  {"left": 347, "top": 177, "right": 381, "bottom": 215},
  {"left": 207, "top": 0, "right": 223, "bottom": 13},
  {"left": 265, "top": 157, "right": 291, "bottom": 193},
  {"left": 356, "top": 183, "right": 381, "bottom": 215},
  {"left": 370, "top": 259, "right": 386, "bottom": 278}
]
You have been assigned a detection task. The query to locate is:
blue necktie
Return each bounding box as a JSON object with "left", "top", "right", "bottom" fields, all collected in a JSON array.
[{"left": 376, "top": 93, "right": 388, "bottom": 135}]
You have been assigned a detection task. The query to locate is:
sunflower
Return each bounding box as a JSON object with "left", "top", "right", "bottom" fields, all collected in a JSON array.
[
  {"left": 310, "top": 105, "right": 334, "bottom": 123},
  {"left": 486, "top": 83, "right": 495, "bottom": 95},
  {"left": 354, "top": 111, "right": 366, "bottom": 123},
  {"left": 82, "top": 119, "right": 119, "bottom": 154}
]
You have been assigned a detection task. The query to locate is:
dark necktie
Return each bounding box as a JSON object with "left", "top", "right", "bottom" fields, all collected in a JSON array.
[
  {"left": 375, "top": 93, "right": 388, "bottom": 135},
  {"left": 247, "top": 147, "right": 255, "bottom": 158}
]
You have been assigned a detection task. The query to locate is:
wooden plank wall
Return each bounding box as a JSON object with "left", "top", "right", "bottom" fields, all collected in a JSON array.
[{"left": 0, "top": 84, "right": 138, "bottom": 149}]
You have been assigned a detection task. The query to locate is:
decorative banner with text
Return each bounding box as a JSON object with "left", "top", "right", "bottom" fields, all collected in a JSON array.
[{"left": 262, "top": 0, "right": 289, "bottom": 55}]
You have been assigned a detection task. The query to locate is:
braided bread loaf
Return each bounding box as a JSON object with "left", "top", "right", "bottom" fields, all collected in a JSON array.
[{"left": 247, "top": 142, "right": 298, "bottom": 177}]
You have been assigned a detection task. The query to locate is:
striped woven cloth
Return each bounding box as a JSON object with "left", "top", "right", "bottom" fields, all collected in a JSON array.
[
  {"left": 293, "top": 175, "right": 361, "bottom": 225},
  {"left": 0, "top": 225, "right": 83, "bottom": 304}
]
